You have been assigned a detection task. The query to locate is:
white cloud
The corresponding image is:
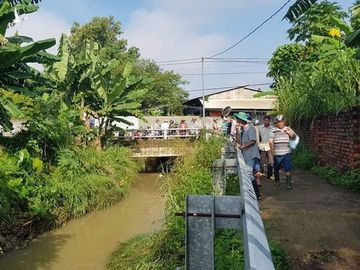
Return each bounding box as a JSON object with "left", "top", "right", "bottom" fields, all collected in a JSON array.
[
  {"left": 6, "top": 8, "right": 70, "bottom": 54},
  {"left": 125, "top": 9, "right": 226, "bottom": 61}
]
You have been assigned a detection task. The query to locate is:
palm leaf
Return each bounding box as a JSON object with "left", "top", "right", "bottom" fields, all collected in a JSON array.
[{"left": 284, "top": 0, "right": 318, "bottom": 22}]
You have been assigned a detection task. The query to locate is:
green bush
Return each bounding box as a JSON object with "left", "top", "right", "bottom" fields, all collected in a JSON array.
[
  {"left": 292, "top": 143, "right": 316, "bottom": 170},
  {"left": 312, "top": 166, "right": 360, "bottom": 191}
]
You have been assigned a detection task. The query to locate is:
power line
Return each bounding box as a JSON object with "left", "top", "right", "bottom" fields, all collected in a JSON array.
[
  {"left": 155, "top": 57, "right": 201, "bottom": 64},
  {"left": 180, "top": 71, "right": 267, "bottom": 76},
  {"left": 187, "top": 82, "right": 272, "bottom": 92},
  {"left": 157, "top": 60, "right": 202, "bottom": 66},
  {"left": 207, "top": 0, "right": 292, "bottom": 58}
]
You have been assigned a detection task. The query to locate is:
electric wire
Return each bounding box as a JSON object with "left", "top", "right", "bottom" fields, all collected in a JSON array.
[{"left": 207, "top": 0, "right": 292, "bottom": 58}]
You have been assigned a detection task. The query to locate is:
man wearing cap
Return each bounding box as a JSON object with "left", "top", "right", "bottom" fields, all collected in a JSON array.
[
  {"left": 234, "top": 112, "right": 262, "bottom": 200},
  {"left": 269, "top": 115, "right": 297, "bottom": 190}
]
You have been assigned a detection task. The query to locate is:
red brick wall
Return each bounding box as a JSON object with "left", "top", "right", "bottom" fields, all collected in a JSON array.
[{"left": 295, "top": 107, "right": 360, "bottom": 171}]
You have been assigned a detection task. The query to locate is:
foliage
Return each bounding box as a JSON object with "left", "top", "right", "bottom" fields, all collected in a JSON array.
[
  {"left": 0, "top": 145, "right": 138, "bottom": 252},
  {"left": 292, "top": 143, "right": 316, "bottom": 170},
  {"left": 267, "top": 43, "right": 305, "bottom": 81},
  {"left": 225, "top": 173, "right": 240, "bottom": 195},
  {"left": 68, "top": 16, "right": 137, "bottom": 61},
  {"left": 215, "top": 229, "right": 244, "bottom": 269},
  {"left": 287, "top": 1, "right": 347, "bottom": 43},
  {"left": 274, "top": 46, "right": 360, "bottom": 122},
  {"left": 284, "top": 0, "right": 318, "bottom": 22},
  {"left": 0, "top": 0, "right": 58, "bottom": 131},
  {"left": 312, "top": 165, "right": 360, "bottom": 191},
  {"left": 135, "top": 60, "right": 189, "bottom": 115},
  {"left": 350, "top": 1, "right": 360, "bottom": 30},
  {"left": 44, "top": 34, "right": 150, "bottom": 147}
]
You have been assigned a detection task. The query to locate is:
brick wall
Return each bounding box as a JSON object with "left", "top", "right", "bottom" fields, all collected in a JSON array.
[{"left": 295, "top": 107, "right": 360, "bottom": 171}]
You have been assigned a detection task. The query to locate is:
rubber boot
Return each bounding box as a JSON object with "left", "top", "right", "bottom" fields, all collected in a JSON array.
[
  {"left": 286, "top": 176, "right": 292, "bottom": 190},
  {"left": 266, "top": 164, "right": 273, "bottom": 179},
  {"left": 252, "top": 180, "right": 262, "bottom": 200},
  {"left": 274, "top": 171, "right": 280, "bottom": 186}
]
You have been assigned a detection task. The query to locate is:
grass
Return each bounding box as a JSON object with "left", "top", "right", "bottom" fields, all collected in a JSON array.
[
  {"left": 311, "top": 166, "right": 360, "bottom": 191},
  {"left": 0, "top": 145, "right": 138, "bottom": 253},
  {"left": 292, "top": 144, "right": 316, "bottom": 170}
]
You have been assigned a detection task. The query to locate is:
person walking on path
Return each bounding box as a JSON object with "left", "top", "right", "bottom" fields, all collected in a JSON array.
[
  {"left": 269, "top": 115, "right": 297, "bottom": 190},
  {"left": 234, "top": 112, "right": 262, "bottom": 200},
  {"left": 258, "top": 115, "right": 274, "bottom": 179}
]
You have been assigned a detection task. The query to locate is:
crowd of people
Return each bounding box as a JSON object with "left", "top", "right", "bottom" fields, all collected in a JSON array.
[
  {"left": 223, "top": 113, "right": 298, "bottom": 200},
  {"left": 127, "top": 117, "right": 201, "bottom": 139}
]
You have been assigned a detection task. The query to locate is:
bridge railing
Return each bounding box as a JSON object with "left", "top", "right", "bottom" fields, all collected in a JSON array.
[{"left": 117, "top": 128, "right": 202, "bottom": 140}]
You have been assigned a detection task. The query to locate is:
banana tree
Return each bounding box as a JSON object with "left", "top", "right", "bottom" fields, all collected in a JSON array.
[
  {"left": 45, "top": 39, "right": 150, "bottom": 147},
  {"left": 0, "top": 0, "right": 57, "bottom": 131}
]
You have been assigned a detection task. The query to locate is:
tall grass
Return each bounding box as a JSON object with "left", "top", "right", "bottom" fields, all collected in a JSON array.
[
  {"left": 275, "top": 49, "right": 360, "bottom": 123},
  {"left": 0, "top": 146, "right": 138, "bottom": 253}
]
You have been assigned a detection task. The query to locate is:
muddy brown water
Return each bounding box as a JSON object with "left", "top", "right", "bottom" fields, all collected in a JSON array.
[{"left": 0, "top": 173, "right": 164, "bottom": 270}]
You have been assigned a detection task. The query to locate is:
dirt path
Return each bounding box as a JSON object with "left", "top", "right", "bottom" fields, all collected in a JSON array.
[{"left": 260, "top": 170, "right": 360, "bottom": 270}]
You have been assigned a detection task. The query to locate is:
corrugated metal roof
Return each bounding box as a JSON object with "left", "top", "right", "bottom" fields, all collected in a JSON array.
[{"left": 201, "top": 98, "right": 276, "bottom": 110}]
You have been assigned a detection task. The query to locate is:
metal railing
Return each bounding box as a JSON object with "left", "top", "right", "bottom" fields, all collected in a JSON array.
[
  {"left": 237, "top": 149, "right": 274, "bottom": 270},
  {"left": 178, "top": 143, "right": 275, "bottom": 269},
  {"left": 116, "top": 128, "right": 202, "bottom": 140}
]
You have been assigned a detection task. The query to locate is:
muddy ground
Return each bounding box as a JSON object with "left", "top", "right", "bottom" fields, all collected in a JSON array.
[{"left": 260, "top": 170, "right": 360, "bottom": 270}]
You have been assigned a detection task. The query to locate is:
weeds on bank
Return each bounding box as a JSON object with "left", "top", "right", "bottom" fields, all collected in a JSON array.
[
  {"left": 292, "top": 143, "right": 360, "bottom": 191},
  {"left": 311, "top": 166, "right": 360, "bottom": 191},
  {"left": 0, "top": 146, "right": 138, "bottom": 252}
]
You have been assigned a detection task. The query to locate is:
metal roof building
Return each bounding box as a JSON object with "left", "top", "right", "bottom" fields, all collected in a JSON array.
[{"left": 183, "top": 86, "right": 276, "bottom": 117}]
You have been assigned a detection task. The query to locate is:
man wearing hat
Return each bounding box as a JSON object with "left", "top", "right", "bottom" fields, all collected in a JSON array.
[
  {"left": 234, "top": 112, "right": 262, "bottom": 200},
  {"left": 269, "top": 115, "right": 297, "bottom": 189}
]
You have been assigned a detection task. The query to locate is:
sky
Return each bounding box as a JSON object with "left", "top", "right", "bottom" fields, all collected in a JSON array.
[{"left": 7, "top": 0, "right": 355, "bottom": 98}]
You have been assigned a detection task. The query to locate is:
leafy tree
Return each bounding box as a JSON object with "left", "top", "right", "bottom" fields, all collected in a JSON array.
[
  {"left": 134, "top": 60, "right": 188, "bottom": 115},
  {"left": 45, "top": 37, "right": 150, "bottom": 147},
  {"left": 287, "top": 1, "right": 347, "bottom": 43},
  {"left": 68, "top": 16, "right": 139, "bottom": 61},
  {"left": 268, "top": 43, "right": 305, "bottom": 80}
]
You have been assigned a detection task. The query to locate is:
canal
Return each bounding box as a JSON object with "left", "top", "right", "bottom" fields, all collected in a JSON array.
[{"left": 0, "top": 173, "right": 164, "bottom": 270}]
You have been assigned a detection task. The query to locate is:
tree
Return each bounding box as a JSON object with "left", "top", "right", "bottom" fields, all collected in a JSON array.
[
  {"left": 68, "top": 16, "right": 138, "bottom": 61},
  {"left": 268, "top": 43, "right": 305, "bottom": 80},
  {"left": 134, "top": 60, "right": 188, "bottom": 115},
  {"left": 0, "top": 0, "right": 57, "bottom": 131},
  {"left": 45, "top": 38, "right": 150, "bottom": 147},
  {"left": 287, "top": 1, "right": 347, "bottom": 43}
]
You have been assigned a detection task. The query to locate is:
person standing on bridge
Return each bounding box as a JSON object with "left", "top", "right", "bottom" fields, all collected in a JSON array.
[
  {"left": 269, "top": 115, "right": 297, "bottom": 190},
  {"left": 234, "top": 112, "right": 262, "bottom": 200}
]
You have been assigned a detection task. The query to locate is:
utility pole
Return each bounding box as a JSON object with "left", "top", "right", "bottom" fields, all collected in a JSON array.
[{"left": 201, "top": 57, "right": 205, "bottom": 127}]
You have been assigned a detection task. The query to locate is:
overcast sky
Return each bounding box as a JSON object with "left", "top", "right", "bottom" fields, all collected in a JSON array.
[{"left": 7, "top": 0, "right": 355, "bottom": 98}]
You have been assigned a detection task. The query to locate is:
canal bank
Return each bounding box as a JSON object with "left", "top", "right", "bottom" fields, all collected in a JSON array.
[{"left": 0, "top": 174, "right": 164, "bottom": 270}]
